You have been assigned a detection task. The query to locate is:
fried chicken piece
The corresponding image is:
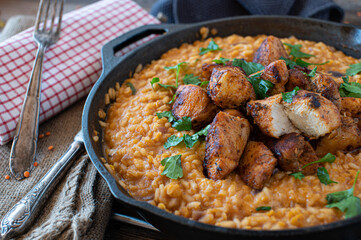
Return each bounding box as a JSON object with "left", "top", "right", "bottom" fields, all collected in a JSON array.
[
  {"left": 286, "top": 69, "right": 341, "bottom": 109},
  {"left": 341, "top": 97, "right": 361, "bottom": 118},
  {"left": 307, "top": 73, "right": 341, "bottom": 109},
  {"left": 222, "top": 109, "right": 245, "bottom": 118},
  {"left": 253, "top": 36, "right": 289, "bottom": 66},
  {"left": 273, "top": 133, "right": 319, "bottom": 175},
  {"left": 238, "top": 141, "right": 277, "bottom": 190},
  {"left": 283, "top": 90, "right": 341, "bottom": 138},
  {"left": 247, "top": 94, "right": 299, "bottom": 138},
  {"left": 172, "top": 85, "right": 218, "bottom": 129},
  {"left": 204, "top": 111, "right": 250, "bottom": 180},
  {"left": 207, "top": 65, "right": 255, "bottom": 108},
  {"left": 201, "top": 62, "right": 245, "bottom": 80},
  {"left": 316, "top": 116, "right": 361, "bottom": 157},
  {"left": 286, "top": 68, "right": 309, "bottom": 91},
  {"left": 260, "top": 60, "right": 289, "bottom": 95}
]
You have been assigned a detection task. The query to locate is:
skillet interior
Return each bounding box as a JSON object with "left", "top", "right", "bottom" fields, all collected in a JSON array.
[{"left": 82, "top": 16, "right": 361, "bottom": 240}]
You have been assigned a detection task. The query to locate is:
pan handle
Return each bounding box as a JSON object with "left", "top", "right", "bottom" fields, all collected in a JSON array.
[{"left": 101, "top": 24, "right": 185, "bottom": 75}]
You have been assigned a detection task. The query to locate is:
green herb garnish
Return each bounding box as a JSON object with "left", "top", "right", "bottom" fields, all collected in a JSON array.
[
  {"left": 317, "top": 167, "right": 338, "bottom": 185},
  {"left": 156, "top": 111, "right": 175, "bottom": 123},
  {"left": 290, "top": 172, "right": 305, "bottom": 180},
  {"left": 164, "top": 125, "right": 210, "bottom": 149},
  {"left": 346, "top": 62, "right": 361, "bottom": 76},
  {"left": 280, "top": 57, "right": 328, "bottom": 69},
  {"left": 126, "top": 82, "right": 136, "bottom": 95},
  {"left": 151, "top": 77, "right": 177, "bottom": 90},
  {"left": 171, "top": 117, "right": 192, "bottom": 131},
  {"left": 232, "top": 58, "right": 264, "bottom": 76},
  {"left": 161, "top": 155, "right": 183, "bottom": 179},
  {"left": 306, "top": 66, "right": 317, "bottom": 78},
  {"left": 167, "top": 94, "right": 176, "bottom": 104},
  {"left": 339, "top": 76, "right": 361, "bottom": 98},
  {"left": 183, "top": 74, "right": 201, "bottom": 85},
  {"left": 283, "top": 43, "right": 315, "bottom": 59},
  {"left": 247, "top": 73, "right": 274, "bottom": 99},
  {"left": 199, "top": 39, "right": 222, "bottom": 55},
  {"left": 151, "top": 77, "right": 160, "bottom": 89},
  {"left": 256, "top": 206, "right": 272, "bottom": 211},
  {"left": 302, "top": 153, "right": 336, "bottom": 169},
  {"left": 212, "top": 57, "right": 230, "bottom": 65},
  {"left": 164, "top": 62, "right": 188, "bottom": 88},
  {"left": 326, "top": 170, "right": 361, "bottom": 219},
  {"left": 282, "top": 86, "right": 299, "bottom": 103},
  {"left": 200, "top": 81, "right": 209, "bottom": 87}
]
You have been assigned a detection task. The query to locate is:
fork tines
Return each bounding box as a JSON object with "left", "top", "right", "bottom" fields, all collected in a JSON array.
[{"left": 35, "top": 0, "right": 64, "bottom": 34}]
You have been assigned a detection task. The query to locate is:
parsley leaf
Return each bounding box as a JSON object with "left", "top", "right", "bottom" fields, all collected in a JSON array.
[
  {"left": 302, "top": 153, "right": 336, "bottom": 169},
  {"left": 163, "top": 125, "right": 210, "bottom": 149},
  {"left": 256, "top": 206, "right": 272, "bottom": 211},
  {"left": 283, "top": 43, "right": 315, "bottom": 59},
  {"left": 161, "top": 155, "right": 183, "bottom": 179},
  {"left": 213, "top": 57, "right": 230, "bottom": 65},
  {"left": 339, "top": 76, "right": 361, "bottom": 98},
  {"left": 164, "top": 62, "right": 188, "bottom": 88},
  {"left": 282, "top": 86, "right": 299, "bottom": 103},
  {"left": 183, "top": 74, "right": 201, "bottom": 85},
  {"left": 306, "top": 66, "right": 317, "bottom": 78},
  {"left": 281, "top": 57, "right": 329, "bottom": 69},
  {"left": 346, "top": 62, "right": 361, "bottom": 76},
  {"left": 199, "top": 39, "right": 222, "bottom": 55},
  {"left": 126, "top": 82, "right": 136, "bottom": 95},
  {"left": 326, "top": 170, "right": 361, "bottom": 219},
  {"left": 167, "top": 94, "right": 176, "bottom": 104},
  {"left": 290, "top": 172, "right": 305, "bottom": 180},
  {"left": 156, "top": 111, "right": 175, "bottom": 123},
  {"left": 172, "top": 117, "right": 192, "bottom": 131},
  {"left": 232, "top": 58, "right": 264, "bottom": 76},
  {"left": 247, "top": 73, "right": 274, "bottom": 99},
  {"left": 164, "top": 135, "right": 184, "bottom": 149},
  {"left": 151, "top": 77, "right": 177, "bottom": 90},
  {"left": 200, "top": 81, "right": 209, "bottom": 87},
  {"left": 317, "top": 167, "right": 338, "bottom": 185}
]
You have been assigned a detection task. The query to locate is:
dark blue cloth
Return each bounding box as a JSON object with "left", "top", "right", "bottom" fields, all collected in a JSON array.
[{"left": 150, "top": 0, "right": 344, "bottom": 23}]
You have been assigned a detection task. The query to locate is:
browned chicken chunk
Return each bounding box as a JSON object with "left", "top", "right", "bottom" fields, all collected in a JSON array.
[
  {"left": 204, "top": 111, "right": 250, "bottom": 180},
  {"left": 272, "top": 133, "right": 320, "bottom": 175},
  {"left": 316, "top": 116, "right": 361, "bottom": 157},
  {"left": 247, "top": 94, "right": 299, "bottom": 138},
  {"left": 341, "top": 97, "right": 361, "bottom": 118},
  {"left": 253, "top": 36, "right": 289, "bottom": 66},
  {"left": 238, "top": 141, "right": 277, "bottom": 190},
  {"left": 201, "top": 62, "right": 245, "bottom": 80},
  {"left": 207, "top": 65, "right": 255, "bottom": 108},
  {"left": 283, "top": 90, "right": 341, "bottom": 138},
  {"left": 260, "top": 60, "right": 289, "bottom": 95},
  {"left": 286, "top": 69, "right": 341, "bottom": 109},
  {"left": 172, "top": 85, "right": 218, "bottom": 129}
]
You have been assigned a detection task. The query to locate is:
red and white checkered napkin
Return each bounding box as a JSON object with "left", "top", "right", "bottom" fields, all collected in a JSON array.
[{"left": 0, "top": 0, "right": 159, "bottom": 145}]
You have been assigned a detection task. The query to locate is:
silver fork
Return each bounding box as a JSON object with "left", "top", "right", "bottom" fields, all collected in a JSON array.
[{"left": 9, "top": 0, "right": 64, "bottom": 180}]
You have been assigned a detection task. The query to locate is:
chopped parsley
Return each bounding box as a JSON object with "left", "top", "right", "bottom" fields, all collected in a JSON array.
[
  {"left": 256, "top": 206, "right": 272, "bottom": 211},
  {"left": 171, "top": 117, "right": 192, "bottom": 131},
  {"left": 326, "top": 170, "right": 361, "bottom": 219},
  {"left": 164, "top": 125, "right": 210, "bottom": 149},
  {"left": 280, "top": 57, "right": 328, "bottom": 69},
  {"left": 305, "top": 66, "right": 317, "bottom": 78},
  {"left": 283, "top": 43, "right": 315, "bottom": 59},
  {"left": 317, "top": 167, "right": 338, "bottom": 185},
  {"left": 183, "top": 74, "right": 201, "bottom": 85},
  {"left": 247, "top": 73, "right": 274, "bottom": 99},
  {"left": 346, "top": 62, "right": 361, "bottom": 76},
  {"left": 339, "top": 76, "right": 361, "bottom": 98},
  {"left": 164, "top": 62, "right": 188, "bottom": 88},
  {"left": 125, "top": 82, "right": 136, "bottom": 95},
  {"left": 282, "top": 86, "right": 299, "bottom": 103},
  {"left": 200, "top": 81, "right": 209, "bottom": 87},
  {"left": 232, "top": 58, "right": 264, "bottom": 76},
  {"left": 161, "top": 155, "right": 183, "bottom": 179},
  {"left": 156, "top": 111, "right": 175, "bottom": 123},
  {"left": 199, "top": 39, "right": 222, "bottom": 55},
  {"left": 167, "top": 94, "right": 176, "bottom": 104},
  {"left": 302, "top": 153, "right": 336, "bottom": 169},
  {"left": 150, "top": 77, "right": 177, "bottom": 90},
  {"left": 290, "top": 172, "right": 305, "bottom": 180},
  {"left": 212, "top": 57, "right": 230, "bottom": 65}
]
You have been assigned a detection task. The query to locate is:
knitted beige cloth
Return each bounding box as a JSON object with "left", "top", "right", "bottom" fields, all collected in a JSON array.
[{"left": 0, "top": 99, "right": 113, "bottom": 239}]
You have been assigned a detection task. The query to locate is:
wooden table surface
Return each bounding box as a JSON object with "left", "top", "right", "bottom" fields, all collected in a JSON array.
[{"left": 0, "top": 1, "right": 360, "bottom": 239}]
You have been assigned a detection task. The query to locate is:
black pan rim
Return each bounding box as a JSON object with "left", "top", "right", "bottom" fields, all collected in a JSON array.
[{"left": 82, "top": 15, "right": 361, "bottom": 237}]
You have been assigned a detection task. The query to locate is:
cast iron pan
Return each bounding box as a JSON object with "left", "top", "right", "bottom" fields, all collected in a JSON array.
[{"left": 82, "top": 16, "right": 361, "bottom": 240}]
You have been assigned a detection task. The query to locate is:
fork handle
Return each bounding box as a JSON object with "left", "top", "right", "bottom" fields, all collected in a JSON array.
[{"left": 10, "top": 44, "right": 46, "bottom": 180}]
